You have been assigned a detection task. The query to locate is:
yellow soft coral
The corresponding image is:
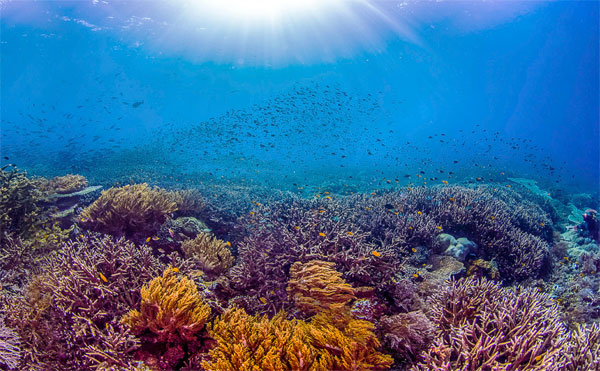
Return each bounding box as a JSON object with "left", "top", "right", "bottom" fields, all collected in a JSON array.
[
  {"left": 121, "top": 266, "right": 210, "bottom": 342},
  {"left": 287, "top": 260, "right": 356, "bottom": 316},
  {"left": 181, "top": 232, "right": 234, "bottom": 277},
  {"left": 203, "top": 307, "right": 393, "bottom": 371},
  {"left": 80, "top": 183, "right": 180, "bottom": 239}
]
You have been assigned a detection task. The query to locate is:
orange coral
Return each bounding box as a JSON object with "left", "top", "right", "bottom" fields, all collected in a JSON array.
[
  {"left": 287, "top": 260, "right": 356, "bottom": 316},
  {"left": 80, "top": 183, "right": 180, "bottom": 239},
  {"left": 121, "top": 266, "right": 211, "bottom": 343},
  {"left": 202, "top": 307, "right": 315, "bottom": 371},
  {"left": 181, "top": 232, "right": 234, "bottom": 277},
  {"left": 202, "top": 306, "right": 393, "bottom": 371}
]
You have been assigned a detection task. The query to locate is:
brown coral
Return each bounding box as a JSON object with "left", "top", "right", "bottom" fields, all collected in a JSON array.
[
  {"left": 180, "top": 232, "right": 234, "bottom": 277},
  {"left": 565, "top": 322, "right": 600, "bottom": 371},
  {"left": 47, "top": 174, "right": 88, "bottom": 194},
  {"left": 121, "top": 266, "right": 211, "bottom": 343},
  {"left": 287, "top": 260, "right": 356, "bottom": 316},
  {"left": 202, "top": 306, "right": 393, "bottom": 371},
  {"left": 80, "top": 183, "right": 180, "bottom": 240}
]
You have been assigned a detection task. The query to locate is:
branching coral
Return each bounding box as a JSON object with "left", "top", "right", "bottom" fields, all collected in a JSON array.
[
  {"left": 413, "top": 277, "right": 569, "bottom": 370},
  {"left": 4, "top": 234, "right": 164, "bottom": 369},
  {"left": 230, "top": 198, "right": 399, "bottom": 314},
  {"left": 47, "top": 174, "right": 88, "bottom": 194},
  {"left": 180, "top": 232, "right": 234, "bottom": 278},
  {"left": 0, "top": 320, "right": 21, "bottom": 370},
  {"left": 377, "top": 311, "right": 435, "bottom": 364},
  {"left": 174, "top": 188, "right": 206, "bottom": 217},
  {"left": 565, "top": 322, "right": 600, "bottom": 371},
  {"left": 287, "top": 260, "right": 356, "bottom": 316},
  {"left": 0, "top": 165, "right": 44, "bottom": 239},
  {"left": 202, "top": 306, "right": 393, "bottom": 371},
  {"left": 122, "top": 266, "right": 211, "bottom": 343},
  {"left": 79, "top": 183, "right": 180, "bottom": 240}
]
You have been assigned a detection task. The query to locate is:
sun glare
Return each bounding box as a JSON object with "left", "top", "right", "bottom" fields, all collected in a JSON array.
[{"left": 192, "top": 0, "right": 341, "bottom": 22}]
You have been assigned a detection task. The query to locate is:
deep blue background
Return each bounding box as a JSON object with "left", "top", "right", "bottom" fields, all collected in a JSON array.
[{"left": 1, "top": 1, "right": 598, "bottom": 194}]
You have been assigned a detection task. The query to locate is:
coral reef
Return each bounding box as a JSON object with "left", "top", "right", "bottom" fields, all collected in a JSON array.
[
  {"left": 287, "top": 260, "right": 356, "bottom": 316},
  {"left": 0, "top": 320, "right": 21, "bottom": 370},
  {"left": 202, "top": 306, "right": 393, "bottom": 371},
  {"left": 122, "top": 266, "right": 211, "bottom": 343},
  {"left": 0, "top": 165, "right": 44, "bottom": 239},
  {"left": 230, "top": 198, "right": 399, "bottom": 314},
  {"left": 413, "top": 277, "right": 568, "bottom": 370},
  {"left": 79, "top": 183, "right": 180, "bottom": 240},
  {"left": 565, "top": 322, "right": 600, "bottom": 371},
  {"left": 180, "top": 232, "right": 234, "bottom": 278},
  {"left": 47, "top": 174, "right": 88, "bottom": 194},
  {"left": 377, "top": 311, "right": 435, "bottom": 364},
  {"left": 4, "top": 234, "right": 164, "bottom": 369},
  {"left": 173, "top": 188, "right": 206, "bottom": 217}
]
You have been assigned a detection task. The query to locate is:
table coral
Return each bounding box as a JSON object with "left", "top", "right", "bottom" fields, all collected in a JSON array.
[
  {"left": 287, "top": 260, "right": 356, "bottom": 316},
  {"left": 122, "top": 266, "right": 211, "bottom": 343},
  {"left": 79, "top": 183, "right": 180, "bottom": 240},
  {"left": 47, "top": 174, "right": 88, "bottom": 194},
  {"left": 180, "top": 232, "right": 234, "bottom": 278}
]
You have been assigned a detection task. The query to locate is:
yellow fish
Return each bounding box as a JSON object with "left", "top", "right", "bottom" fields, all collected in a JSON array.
[
  {"left": 325, "top": 196, "right": 332, "bottom": 200},
  {"left": 172, "top": 267, "right": 179, "bottom": 273},
  {"left": 346, "top": 231, "right": 354, "bottom": 236},
  {"left": 436, "top": 226, "right": 442, "bottom": 230},
  {"left": 225, "top": 241, "right": 231, "bottom": 247},
  {"left": 412, "top": 248, "right": 417, "bottom": 253},
  {"left": 442, "top": 180, "right": 448, "bottom": 185},
  {"left": 146, "top": 237, "right": 151, "bottom": 243},
  {"left": 319, "top": 232, "right": 326, "bottom": 237},
  {"left": 417, "top": 211, "right": 423, "bottom": 215},
  {"left": 259, "top": 297, "right": 268, "bottom": 304},
  {"left": 99, "top": 273, "right": 108, "bottom": 283},
  {"left": 371, "top": 251, "right": 381, "bottom": 257}
]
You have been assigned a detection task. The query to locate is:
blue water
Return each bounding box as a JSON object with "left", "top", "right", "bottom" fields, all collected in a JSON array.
[{"left": 1, "top": 0, "right": 598, "bottom": 194}]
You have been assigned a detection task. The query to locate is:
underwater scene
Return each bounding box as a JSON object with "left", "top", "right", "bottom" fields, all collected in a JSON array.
[{"left": 0, "top": 0, "right": 599, "bottom": 370}]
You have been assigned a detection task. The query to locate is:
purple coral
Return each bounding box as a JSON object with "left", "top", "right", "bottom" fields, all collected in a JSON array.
[
  {"left": 0, "top": 321, "right": 20, "bottom": 370},
  {"left": 413, "top": 277, "right": 569, "bottom": 370}
]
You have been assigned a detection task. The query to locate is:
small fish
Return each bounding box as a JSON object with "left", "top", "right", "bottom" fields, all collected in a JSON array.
[
  {"left": 412, "top": 273, "right": 419, "bottom": 278},
  {"left": 172, "top": 267, "right": 179, "bottom": 273},
  {"left": 346, "top": 231, "right": 354, "bottom": 236},
  {"left": 490, "top": 216, "right": 495, "bottom": 220},
  {"left": 132, "top": 101, "right": 144, "bottom": 108},
  {"left": 436, "top": 226, "right": 442, "bottom": 230},
  {"left": 146, "top": 237, "right": 151, "bottom": 243},
  {"left": 325, "top": 196, "right": 332, "bottom": 200},
  {"left": 152, "top": 236, "right": 159, "bottom": 241},
  {"left": 442, "top": 180, "right": 448, "bottom": 185},
  {"left": 449, "top": 197, "right": 455, "bottom": 202},
  {"left": 540, "top": 223, "right": 545, "bottom": 227},
  {"left": 259, "top": 297, "right": 268, "bottom": 304},
  {"left": 411, "top": 248, "right": 417, "bottom": 253},
  {"left": 168, "top": 228, "right": 175, "bottom": 238},
  {"left": 371, "top": 251, "right": 381, "bottom": 257},
  {"left": 408, "top": 226, "right": 413, "bottom": 230},
  {"left": 417, "top": 211, "right": 423, "bottom": 215},
  {"left": 99, "top": 273, "right": 108, "bottom": 283},
  {"left": 319, "top": 232, "right": 326, "bottom": 237},
  {"left": 250, "top": 211, "right": 255, "bottom": 215},
  {"left": 225, "top": 241, "right": 232, "bottom": 247},
  {"left": 535, "top": 355, "right": 542, "bottom": 362},
  {"left": 295, "top": 226, "right": 300, "bottom": 230}
]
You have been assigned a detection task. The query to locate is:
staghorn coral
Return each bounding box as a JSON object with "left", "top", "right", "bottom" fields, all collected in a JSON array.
[
  {"left": 230, "top": 198, "right": 399, "bottom": 314},
  {"left": 174, "top": 188, "right": 206, "bottom": 217},
  {"left": 79, "top": 183, "right": 180, "bottom": 240},
  {"left": 287, "top": 260, "right": 356, "bottom": 316},
  {"left": 565, "top": 322, "right": 600, "bottom": 371},
  {"left": 4, "top": 234, "right": 164, "bottom": 369},
  {"left": 180, "top": 232, "right": 234, "bottom": 278},
  {"left": 47, "top": 174, "right": 88, "bottom": 194},
  {"left": 339, "top": 186, "right": 551, "bottom": 281},
  {"left": 122, "top": 266, "right": 211, "bottom": 343},
  {"left": 0, "top": 320, "right": 21, "bottom": 370},
  {"left": 377, "top": 311, "right": 435, "bottom": 364},
  {"left": 413, "top": 277, "right": 569, "bottom": 370},
  {"left": 202, "top": 306, "right": 393, "bottom": 371},
  {"left": 0, "top": 165, "right": 44, "bottom": 239}
]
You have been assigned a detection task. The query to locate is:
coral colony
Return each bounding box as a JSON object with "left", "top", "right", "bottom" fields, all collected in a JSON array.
[{"left": 0, "top": 164, "right": 599, "bottom": 370}]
